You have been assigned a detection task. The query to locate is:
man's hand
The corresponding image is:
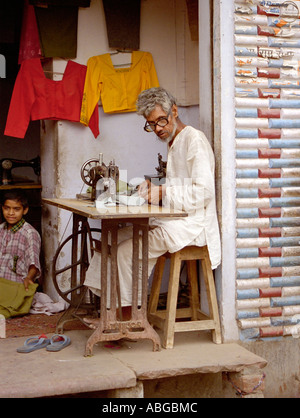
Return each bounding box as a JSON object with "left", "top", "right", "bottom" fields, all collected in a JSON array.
[{"left": 138, "top": 180, "right": 165, "bottom": 205}]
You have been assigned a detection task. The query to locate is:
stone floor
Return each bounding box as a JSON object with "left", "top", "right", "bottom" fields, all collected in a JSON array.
[{"left": 0, "top": 329, "right": 267, "bottom": 398}]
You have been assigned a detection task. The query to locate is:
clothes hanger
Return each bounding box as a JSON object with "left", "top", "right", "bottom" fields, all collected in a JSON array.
[
  {"left": 110, "top": 49, "right": 133, "bottom": 55},
  {"left": 41, "top": 57, "right": 66, "bottom": 75},
  {"left": 43, "top": 70, "right": 64, "bottom": 75},
  {"left": 109, "top": 49, "right": 133, "bottom": 67}
]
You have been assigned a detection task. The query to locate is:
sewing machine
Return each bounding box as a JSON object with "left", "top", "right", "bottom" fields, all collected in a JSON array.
[
  {"left": 80, "top": 154, "right": 119, "bottom": 201},
  {"left": 0, "top": 156, "right": 41, "bottom": 185},
  {"left": 156, "top": 153, "right": 167, "bottom": 178},
  {"left": 144, "top": 153, "right": 167, "bottom": 185}
]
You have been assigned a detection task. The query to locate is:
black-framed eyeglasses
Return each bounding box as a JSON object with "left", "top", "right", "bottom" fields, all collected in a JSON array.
[{"left": 144, "top": 114, "right": 170, "bottom": 133}]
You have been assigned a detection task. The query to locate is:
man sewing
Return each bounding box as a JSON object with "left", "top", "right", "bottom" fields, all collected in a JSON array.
[{"left": 84, "top": 87, "right": 221, "bottom": 325}]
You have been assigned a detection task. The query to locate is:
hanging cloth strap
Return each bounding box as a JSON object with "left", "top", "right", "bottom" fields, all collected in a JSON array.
[{"left": 102, "top": 0, "right": 141, "bottom": 50}]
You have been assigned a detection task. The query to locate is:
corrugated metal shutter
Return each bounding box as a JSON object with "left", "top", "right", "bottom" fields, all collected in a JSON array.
[{"left": 234, "top": 0, "right": 300, "bottom": 340}]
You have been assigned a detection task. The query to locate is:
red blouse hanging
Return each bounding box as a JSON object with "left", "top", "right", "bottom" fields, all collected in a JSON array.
[{"left": 4, "top": 58, "right": 99, "bottom": 139}]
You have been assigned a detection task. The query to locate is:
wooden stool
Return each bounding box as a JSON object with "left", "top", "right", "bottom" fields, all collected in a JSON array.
[{"left": 148, "top": 246, "right": 222, "bottom": 348}]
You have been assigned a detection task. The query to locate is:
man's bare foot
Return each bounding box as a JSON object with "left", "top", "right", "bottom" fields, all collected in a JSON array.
[{"left": 83, "top": 317, "right": 100, "bottom": 329}]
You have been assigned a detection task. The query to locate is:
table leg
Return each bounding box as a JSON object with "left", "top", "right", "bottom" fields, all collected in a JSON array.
[
  {"left": 85, "top": 218, "right": 161, "bottom": 356},
  {"left": 55, "top": 214, "right": 98, "bottom": 333}
]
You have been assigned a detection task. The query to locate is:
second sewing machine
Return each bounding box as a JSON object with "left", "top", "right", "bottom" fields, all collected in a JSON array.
[{"left": 80, "top": 153, "right": 119, "bottom": 202}]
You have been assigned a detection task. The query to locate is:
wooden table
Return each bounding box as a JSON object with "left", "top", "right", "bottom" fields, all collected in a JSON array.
[{"left": 43, "top": 198, "right": 187, "bottom": 356}]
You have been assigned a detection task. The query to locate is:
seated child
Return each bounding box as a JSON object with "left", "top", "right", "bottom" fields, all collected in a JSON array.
[{"left": 0, "top": 189, "right": 41, "bottom": 318}]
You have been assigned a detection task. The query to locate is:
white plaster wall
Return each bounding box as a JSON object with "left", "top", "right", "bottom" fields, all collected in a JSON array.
[
  {"left": 199, "top": 1, "right": 213, "bottom": 144},
  {"left": 213, "top": 0, "right": 239, "bottom": 342},
  {"left": 41, "top": 0, "right": 201, "bottom": 299}
]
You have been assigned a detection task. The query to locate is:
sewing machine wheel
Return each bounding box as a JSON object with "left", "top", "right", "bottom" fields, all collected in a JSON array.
[
  {"left": 52, "top": 227, "right": 101, "bottom": 307},
  {"left": 81, "top": 158, "right": 100, "bottom": 186}
]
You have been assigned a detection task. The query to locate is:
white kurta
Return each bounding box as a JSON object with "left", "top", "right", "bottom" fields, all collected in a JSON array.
[
  {"left": 84, "top": 125, "right": 221, "bottom": 306},
  {"left": 151, "top": 125, "right": 221, "bottom": 269}
]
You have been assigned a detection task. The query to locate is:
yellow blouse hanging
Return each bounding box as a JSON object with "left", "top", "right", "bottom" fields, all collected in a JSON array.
[{"left": 80, "top": 51, "right": 159, "bottom": 127}]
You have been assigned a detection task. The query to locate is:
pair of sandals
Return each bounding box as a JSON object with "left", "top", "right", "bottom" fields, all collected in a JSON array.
[{"left": 17, "top": 334, "right": 71, "bottom": 353}]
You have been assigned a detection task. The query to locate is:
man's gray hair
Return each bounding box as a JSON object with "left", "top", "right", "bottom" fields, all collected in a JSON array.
[{"left": 136, "top": 87, "right": 177, "bottom": 117}]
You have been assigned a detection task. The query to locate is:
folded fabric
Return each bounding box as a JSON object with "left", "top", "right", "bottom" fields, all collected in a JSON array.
[
  {"left": 18, "top": 0, "right": 43, "bottom": 64},
  {"left": 34, "top": 5, "right": 78, "bottom": 58},
  {"left": 0, "top": 277, "right": 38, "bottom": 319},
  {"left": 117, "top": 194, "right": 145, "bottom": 206},
  {"left": 102, "top": 0, "right": 140, "bottom": 50},
  {"left": 30, "top": 292, "right": 69, "bottom": 316},
  {"left": 29, "top": 0, "right": 91, "bottom": 58}
]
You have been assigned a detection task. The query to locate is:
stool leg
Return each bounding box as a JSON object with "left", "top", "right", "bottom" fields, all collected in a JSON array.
[
  {"left": 163, "top": 253, "right": 181, "bottom": 349},
  {"left": 202, "top": 255, "right": 222, "bottom": 344},
  {"left": 186, "top": 260, "right": 200, "bottom": 321},
  {"left": 148, "top": 255, "right": 166, "bottom": 316}
]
